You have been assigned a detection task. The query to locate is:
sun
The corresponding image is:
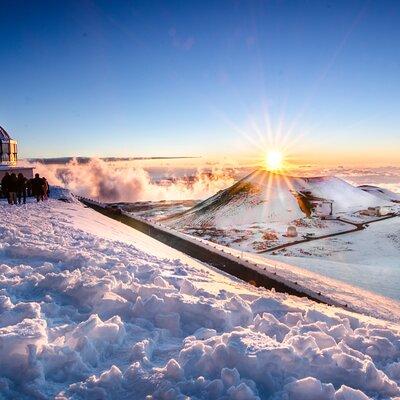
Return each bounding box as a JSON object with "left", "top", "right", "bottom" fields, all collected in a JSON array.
[{"left": 265, "top": 150, "right": 284, "bottom": 171}]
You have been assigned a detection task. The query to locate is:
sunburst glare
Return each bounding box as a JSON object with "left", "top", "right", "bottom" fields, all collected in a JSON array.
[{"left": 265, "top": 150, "right": 284, "bottom": 171}]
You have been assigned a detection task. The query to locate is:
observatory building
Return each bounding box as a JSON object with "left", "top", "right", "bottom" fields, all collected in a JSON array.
[{"left": 0, "top": 125, "right": 34, "bottom": 179}]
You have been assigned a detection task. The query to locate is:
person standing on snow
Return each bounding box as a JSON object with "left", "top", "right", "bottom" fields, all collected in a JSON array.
[
  {"left": 8, "top": 173, "right": 18, "bottom": 205},
  {"left": 32, "top": 173, "right": 45, "bottom": 202},
  {"left": 26, "top": 178, "right": 33, "bottom": 197},
  {"left": 1, "top": 172, "right": 11, "bottom": 203},
  {"left": 16, "top": 173, "right": 27, "bottom": 204},
  {"left": 42, "top": 177, "right": 49, "bottom": 200}
]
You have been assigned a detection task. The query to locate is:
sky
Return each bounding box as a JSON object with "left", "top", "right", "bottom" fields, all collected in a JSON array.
[{"left": 0, "top": 0, "right": 399, "bottom": 165}]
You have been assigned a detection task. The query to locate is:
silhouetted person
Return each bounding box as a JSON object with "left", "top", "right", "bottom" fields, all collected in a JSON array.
[
  {"left": 42, "top": 177, "right": 49, "bottom": 200},
  {"left": 8, "top": 173, "right": 18, "bottom": 205},
  {"left": 32, "top": 173, "right": 45, "bottom": 202},
  {"left": 26, "top": 178, "right": 33, "bottom": 197},
  {"left": 1, "top": 172, "right": 11, "bottom": 203},
  {"left": 16, "top": 173, "right": 27, "bottom": 204}
]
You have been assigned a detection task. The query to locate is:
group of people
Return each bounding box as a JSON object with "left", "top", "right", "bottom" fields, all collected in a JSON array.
[{"left": 1, "top": 172, "right": 49, "bottom": 205}]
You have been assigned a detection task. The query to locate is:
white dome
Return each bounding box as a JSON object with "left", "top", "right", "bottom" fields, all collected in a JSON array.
[{"left": 0, "top": 125, "right": 17, "bottom": 166}]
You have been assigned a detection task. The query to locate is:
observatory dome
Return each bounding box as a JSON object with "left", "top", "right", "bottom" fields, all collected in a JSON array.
[{"left": 0, "top": 125, "right": 17, "bottom": 166}]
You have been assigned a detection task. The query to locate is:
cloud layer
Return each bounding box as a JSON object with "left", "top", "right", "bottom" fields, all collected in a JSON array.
[
  {"left": 33, "top": 158, "right": 237, "bottom": 202},
  {"left": 30, "top": 158, "right": 400, "bottom": 202}
]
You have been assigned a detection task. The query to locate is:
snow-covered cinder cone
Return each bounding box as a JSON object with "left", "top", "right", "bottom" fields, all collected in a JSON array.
[{"left": 164, "top": 169, "right": 391, "bottom": 230}]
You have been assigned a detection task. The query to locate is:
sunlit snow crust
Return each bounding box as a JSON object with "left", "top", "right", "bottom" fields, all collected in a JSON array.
[{"left": 0, "top": 198, "right": 399, "bottom": 399}]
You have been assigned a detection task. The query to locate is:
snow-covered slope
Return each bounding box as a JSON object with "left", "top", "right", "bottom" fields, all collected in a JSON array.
[
  {"left": 165, "top": 170, "right": 389, "bottom": 229},
  {"left": 295, "top": 176, "right": 390, "bottom": 213},
  {"left": 165, "top": 170, "right": 306, "bottom": 228},
  {"left": 0, "top": 198, "right": 400, "bottom": 399},
  {"left": 359, "top": 185, "right": 400, "bottom": 203},
  {"left": 49, "top": 184, "right": 80, "bottom": 203},
  {"left": 269, "top": 215, "right": 400, "bottom": 301}
]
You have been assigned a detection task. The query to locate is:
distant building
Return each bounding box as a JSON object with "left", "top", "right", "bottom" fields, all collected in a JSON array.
[
  {"left": 286, "top": 225, "right": 298, "bottom": 237},
  {"left": 0, "top": 125, "right": 34, "bottom": 179},
  {"left": 310, "top": 197, "right": 334, "bottom": 217},
  {"left": 379, "top": 206, "right": 393, "bottom": 216},
  {"left": 360, "top": 206, "right": 392, "bottom": 217}
]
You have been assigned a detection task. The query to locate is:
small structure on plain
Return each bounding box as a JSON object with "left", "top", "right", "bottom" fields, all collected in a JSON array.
[{"left": 0, "top": 125, "right": 34, "bottom": 179}]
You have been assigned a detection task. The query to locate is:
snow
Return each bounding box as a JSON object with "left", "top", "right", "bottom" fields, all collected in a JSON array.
[
  {"left": 171, "top": 217, "right": 351, "bottom": 253},
  {"left": 270, "top": 217, "right": 400, "bottom": 301},
  {"left": 359, "top": 185, "right": 400, "bottom": 203},
  {"left": 166, "top": 171, "right": 391, "bottom": 231},
  {"left": 49, "top": 185, "right": 81, "bottom": 204},
  {"left": 293, "top": 176, "right": 390, "bottom": 214},
  {"left": 150, "top": 171, "right": 399, "bottom": 303},
  {"left": 0, "top": 197, "right": 400, "bottom": 399},
  {"left": 162, "top": 228, "right": 400, "bottom": 324}
]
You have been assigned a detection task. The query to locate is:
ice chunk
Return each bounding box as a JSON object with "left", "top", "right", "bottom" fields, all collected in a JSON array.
[
  {"left": 155, "top": 312, "right": 181, "bottom": 336},
  {"left": 307, "top": 331, "right": 337, "bottom": 350},
  {"left": 0, "top": 318, "right": 47, "bottom": 380},
  {"left": 283, "top": 377, "right": 335, "bottom": 400},
  {"left": 93, "top": 291, "right": 129, "bottom": 319},
  {"left": 227, "top": 382, "right": 260, "bottom": 400},
  {"left": 180, "top": 278, "right": 198, "bottom": 295},
  {"left": 64, "top": 314, "right": 125, "bottom": 349},
  {"left": 254, "top": 312, "right": 290, "bottom": 342},
  {"left": 0, "top": 297, "right": 41, "bottom": 327},
  {"left": 334, "top": 385, "right": 371, "bottom": 399},
  {"left": 221, "top": 367, "right": 241, "bottom": 388},
  {"left": 386, "top": 361, "right": 400, "bottom": 380},
  {"left": 163, "top": 358, "right": 184, "bottom": 380},
  {"left": 193, "top": 327, "right": 217, "bottom": 340}
]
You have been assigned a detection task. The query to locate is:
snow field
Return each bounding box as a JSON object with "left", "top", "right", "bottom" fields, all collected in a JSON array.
[
  {"left": 0, "top": 199, "right": 399, "bottom": 399},
  {"left": 133, "top": 216, "right": 400, "bottom": 323},
  {"left": 358, "top": 186, "right": 400, "bottom": 203}
]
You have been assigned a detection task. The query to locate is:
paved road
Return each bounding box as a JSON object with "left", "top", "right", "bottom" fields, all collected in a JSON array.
[{"left": 258, "top": 213, "right": 399, "bottom": 254}]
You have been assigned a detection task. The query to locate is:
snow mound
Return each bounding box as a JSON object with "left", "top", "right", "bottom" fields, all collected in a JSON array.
[
  {"left": 0, "top": 199, "right": 399, "bottom": 399},
  {"left": 165, "top": 170, "right": 306, "bottom": 228},
  {"left": 294, "top": 176, "right": 390, "bottom": 213}
]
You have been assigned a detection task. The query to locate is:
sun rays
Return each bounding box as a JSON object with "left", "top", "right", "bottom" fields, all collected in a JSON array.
[{"left": 265, "top": 150, "right": 284, "bottom": 171}]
